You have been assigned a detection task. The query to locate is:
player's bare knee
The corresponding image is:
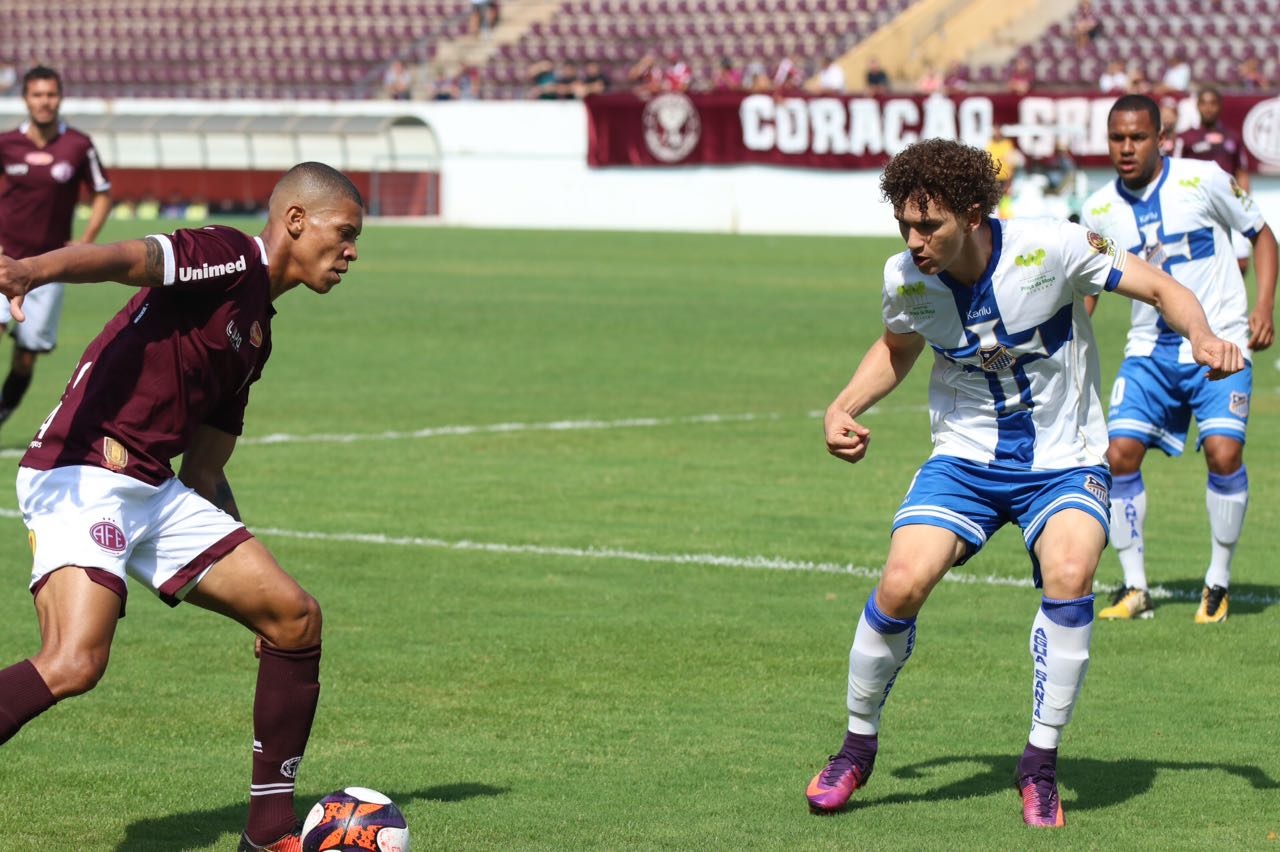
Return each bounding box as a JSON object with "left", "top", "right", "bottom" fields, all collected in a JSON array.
[
  {"left": 264, "top": 590, "right": 322, "bottom": 649},
  {"left": 1043, "top": 558, "right": 1095, "bottom": 599},
  {"left": 33, "top": 646, "right": 110, "bottom": 699},
  {"left": 878, "top": 562, "right": 930, "bottom": 613},
  {"left": 1106, "top": 443, "right": 1142, "bottom": 475}
]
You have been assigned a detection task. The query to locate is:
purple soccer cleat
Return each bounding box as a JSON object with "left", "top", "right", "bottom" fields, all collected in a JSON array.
[
  {"left": 806, "top": 732, "right": 877, "bottom": 813},
  {"left": 1017, "top": 743, "right": 1065, "bottom": 828}
]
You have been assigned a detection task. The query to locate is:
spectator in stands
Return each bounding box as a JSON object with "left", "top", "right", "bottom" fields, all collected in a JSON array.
[
  {"left": 1238, "top": 57, "right": 1269, "bottom": 91},
  {"left": 382, "top": 60, "right": 413, "bottom": 101},
  {"left": 554, "top": 61, "right": 580, "bottom": 99},
  {"left": 468, "top": 0, "right": 499, "bottom": 37},
  {"left": 1126, "top": 67, "right": 1152, "bottom": 95},
  {"left": 664, "top": 52, "right": 693, "bottom": 93},
  {"left": 819, "top": 57, "right": 846, "bottom": 94},
  {"left": 1072, "top": 0, "right": 1102, "bottom": 50},
  {"left": 943, "top": 61, "right": 970, "bottom": 95},
  {"left": 743, "top": 59, "right": 771, "bottom": 93},
  {"left": 528, "top": 60, "right": 559, "bottom": 99},
  {"left": 1158, "top": 51, "right": 1192, "bottom": 95},
  {"left": 1099, "top": 60, "right": 1129, "bottom": 94},
  {"left": 773, "top": 55, "right": 806, "bottom": 92},
  {"left": 1007, "top": 57, "right": 1034, "bottom": 95},
  {"left": 916, "top": 61, "right": 944, "bottom": 95},
  {"left": 1176, "top": 86, "right": 1254, "bottom": 274},
  {"left": 0, "top": 65, "right": 112, "bottom": 432},
  {"left": 1159, "top": 101, "right": 1180, "bottom": 155},
  {"left": 0, "top": 63, "right": 16, "bottom": 97},
  {"left": 577, "top": 61, "right": 611, "bottom": 97},
  {"left": 865, "top": 58, "right": 890, "bottom": 96},
  {"left": 430, "top": 64, "right": 461, "bottom": 100},
  {"left": 711, "top": 57, "right": 744, "bottom": 91},
  {"left": 627, "top": 53, "right": 664, "bottom": 96},
  {"left": 456, "top": 65, "right": 480, "bottom": 100}
]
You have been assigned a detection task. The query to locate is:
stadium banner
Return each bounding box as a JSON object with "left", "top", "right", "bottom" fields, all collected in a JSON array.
[{"left": 586, "top": 92, "right": 1280, "bottom": 172}]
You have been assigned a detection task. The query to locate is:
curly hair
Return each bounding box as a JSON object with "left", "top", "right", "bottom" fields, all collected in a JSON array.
[{"left": 879, "top": 138, "right": 1004, "bottom": 219}]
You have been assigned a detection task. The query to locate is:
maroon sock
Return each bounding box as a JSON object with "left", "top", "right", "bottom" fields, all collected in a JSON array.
[
  {"left": 0, "top": 660, "right": 56, "bottom": 745},
  {"left": 246, "top": 643, "right": 321, "bottom": 844}
]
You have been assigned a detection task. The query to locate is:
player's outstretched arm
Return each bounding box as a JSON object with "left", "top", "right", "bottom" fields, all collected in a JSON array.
[
  {"left": 0, "top": 237, "right": 165, "bottom": 299},
  {"left": 1248, "top": 223, "right": 1277, "bottom": 351},
  {"left": 1113, "top": 254, "right": 1245, "bottom": 379},
  {"left": 179, "top": 424, "right": 243, "bottom": 521},
  {"left": 825, "top": 328, "right": 925, "bottom": 464}
]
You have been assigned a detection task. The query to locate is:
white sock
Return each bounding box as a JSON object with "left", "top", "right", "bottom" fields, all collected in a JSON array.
[
  {"left": 1028, "top": 596, "right": 1093, "bottom": 750},
  {"left": 847, "top": 592, "right": 916, "bottom": 735},
  {"left": 1205, "top": 467, "right": 1248, "bottom": 590},
  {"left": 1109, "top": 472, "right": 1148, "bottom": 590}
]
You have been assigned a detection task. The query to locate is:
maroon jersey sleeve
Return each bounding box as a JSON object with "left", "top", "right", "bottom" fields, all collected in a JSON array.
[{"left": 151, "top": 225, "right": 265, "bottom": 294}]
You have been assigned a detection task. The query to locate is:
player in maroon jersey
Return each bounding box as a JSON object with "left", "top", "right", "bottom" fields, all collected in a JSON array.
[
  {"left": 0, "top": 161, "right": 362, "bottom": 852},
  {"left": 1175, "top": 87, "right": 1253, "bottom": 274},
  {"left": 0, "top": 66, "right": 112, "bottom": 431}
]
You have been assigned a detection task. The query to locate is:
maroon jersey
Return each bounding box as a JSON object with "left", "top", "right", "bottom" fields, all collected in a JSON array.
[
  {"left": 0, "top": 121, "right": 111, "bottom": 259},
  {"left": 22, "top": 226, "right": 274, "bottom": 485},
  {"left": 1175, "top": 125, "right": 1249, "bottom": 178}
]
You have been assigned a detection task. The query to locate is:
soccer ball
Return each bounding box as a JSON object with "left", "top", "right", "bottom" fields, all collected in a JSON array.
[{"left": 300, "top": 787, "right": 410, "bottom": 852}]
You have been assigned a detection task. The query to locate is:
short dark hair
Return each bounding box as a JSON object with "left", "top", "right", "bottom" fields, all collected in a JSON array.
[
  {"left": 22, "top": 65, "right": 61, "bottom": 96},
  {"left": 1108, "top": 94, "right": 1160, "bottom": 129},
  {"left": 880, "top": 138, "right": 1003, "bottom": 218},
  {"left": 1197, "top": 86, "right": 1221, "bottom": 101},
  {"left": 279, "top": 161, "right": 365, "bottom": 210}
]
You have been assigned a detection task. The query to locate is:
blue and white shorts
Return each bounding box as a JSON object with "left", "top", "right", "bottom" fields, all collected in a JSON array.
[
  {"left": 892, "top": 455, "right": 1112, "bottom": 586},
  {"left": 1107, "top": 356, "right": 1251, "bottom": 456}
]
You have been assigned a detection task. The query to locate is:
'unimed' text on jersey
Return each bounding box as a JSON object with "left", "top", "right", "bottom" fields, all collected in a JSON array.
[
  {"left": 882, "top": 218, "right": 1125, "bottom": 470},
  {"left": 22, "top": 226, "right": 274, "bottom": 485},
  {"left": 1082, "top": 156, "right": 1265, "bottom": 362}
]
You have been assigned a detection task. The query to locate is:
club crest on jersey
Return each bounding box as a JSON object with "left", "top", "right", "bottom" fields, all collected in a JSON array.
[
  {"left": 1083, "top": 474, "right": 1109, "bottom": 504},
  {"left": 50, "top": 161, "right": 74, "bottom": 183},
  {"left": 90, "top": 520, "right": 127, "bottom": 554},
  {"left": 249, "top": 321, "right": 263, "bottom": 348},
  {"left": 978, "top": 344, "right": 1015, "bottom": 372},
  {"left": 1229, "top": 392, "right": 1250, "bottom": 417},
  {"left": 102, "top": 436, "right": 129, "bottom": 472},
  {"left": 1086, "top": 231, "right": 1114, "bottom": 255}
]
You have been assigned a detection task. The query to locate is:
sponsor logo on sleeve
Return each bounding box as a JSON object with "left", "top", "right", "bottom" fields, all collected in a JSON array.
[
  {"left": 1087, "top": 231, "right": 1111, "bottom": 254},
  {"left": 177, "top": 254, "right": 247, "bottom": 283},
  {"left": 90, "top": 520, "right": 128, "bottom": 554}
]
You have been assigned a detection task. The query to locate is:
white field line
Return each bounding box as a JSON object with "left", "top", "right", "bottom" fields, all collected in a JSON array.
[
  {"left": 0, "top": 506, "right": 1272, "bottom": 604},
  {"left": 0, "top": 404, "right": 928, "bottom": 457}
]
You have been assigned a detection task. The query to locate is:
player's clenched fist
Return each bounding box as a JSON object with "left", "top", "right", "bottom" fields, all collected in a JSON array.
[
  {"left": 1191, "top": 332, "right": 1245, "bottom": 380},
  {"left": 825, "top": 406, "right": 871, "bottom": 464}
]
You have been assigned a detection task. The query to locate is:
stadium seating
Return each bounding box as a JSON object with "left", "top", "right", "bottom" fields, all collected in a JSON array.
[
  {"left": 976, "top": 0, "right": 1280, "bottom": 92},
  {"left": 0, "top": 0, "right": 473, "bottom": 99}
]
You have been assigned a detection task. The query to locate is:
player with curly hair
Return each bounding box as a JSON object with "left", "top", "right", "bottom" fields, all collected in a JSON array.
[{"left": 804, "top": 138, "right": 1243, "bottom": 827}]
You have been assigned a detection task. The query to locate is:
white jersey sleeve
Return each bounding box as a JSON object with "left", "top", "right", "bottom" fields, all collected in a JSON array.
[
  {"left": 1057, "top": 220, "right": 1128, "bottom": 298},
  {"left": 882, "top": 254, "right": 919, "bottom": 334},
  {"left": 1201, "top": 163, "right": 1266, "bottom": 238}
]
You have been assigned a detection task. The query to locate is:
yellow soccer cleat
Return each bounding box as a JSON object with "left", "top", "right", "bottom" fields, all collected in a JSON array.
[
  {"left": 1099, "top": 586, "right": 1155, "bottom": 620},
  {"left": 1194, "top": 585, "right": 1229, "bottom": 624}
]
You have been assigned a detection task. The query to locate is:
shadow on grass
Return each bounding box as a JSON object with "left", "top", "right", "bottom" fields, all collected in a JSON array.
[
  {"left": 823, "top": 753, "right": 1278, "bottom": 816},
  {"left": 1151, "top": 578, "right": 1279, "bottom": 616},
  {"left": 116, "top": 782, "right": 507, "bottom": 851}
]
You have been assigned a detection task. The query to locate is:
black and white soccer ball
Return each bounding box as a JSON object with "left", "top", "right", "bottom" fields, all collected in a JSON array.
[{"left": 300, "top": 787, "right": 409, "bottom": 852}]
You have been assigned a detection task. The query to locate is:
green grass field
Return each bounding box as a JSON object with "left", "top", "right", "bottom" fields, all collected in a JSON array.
[{"left": 0, "top": 221, "right": 1276, "bottom": 850}]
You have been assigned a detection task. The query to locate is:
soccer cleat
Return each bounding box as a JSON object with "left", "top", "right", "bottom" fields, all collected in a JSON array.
[
  {"left": 237, "top": 823, "right": 303, "bottom": 852},
  {"left": 1098, "top": 586, "right": 1154, "bottom": 620},
  {"left": 1017, "top": 744, "right": 1064, "bottom": 828},
  {"left": 806, "top": 733, "right": 877, "bottom": 813},
  {"left": 1194, "top": 585, "right": 1229, "bottom": 624}
]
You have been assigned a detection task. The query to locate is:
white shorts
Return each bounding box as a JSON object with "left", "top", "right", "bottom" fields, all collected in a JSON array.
[
  {"left": 17, "top": 465, "right": 251, "bottom": 613},
  {"left": 0, "top": 283, "right": 65, "bottom": 352}
]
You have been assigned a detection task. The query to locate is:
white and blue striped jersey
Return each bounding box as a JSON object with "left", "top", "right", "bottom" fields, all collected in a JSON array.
[
  {"left": 882, "top": 218, "right": 1126, "bottom": 470},
  {"left": 1082, "top": 156, "right": 1265, "bottom": 363}
]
